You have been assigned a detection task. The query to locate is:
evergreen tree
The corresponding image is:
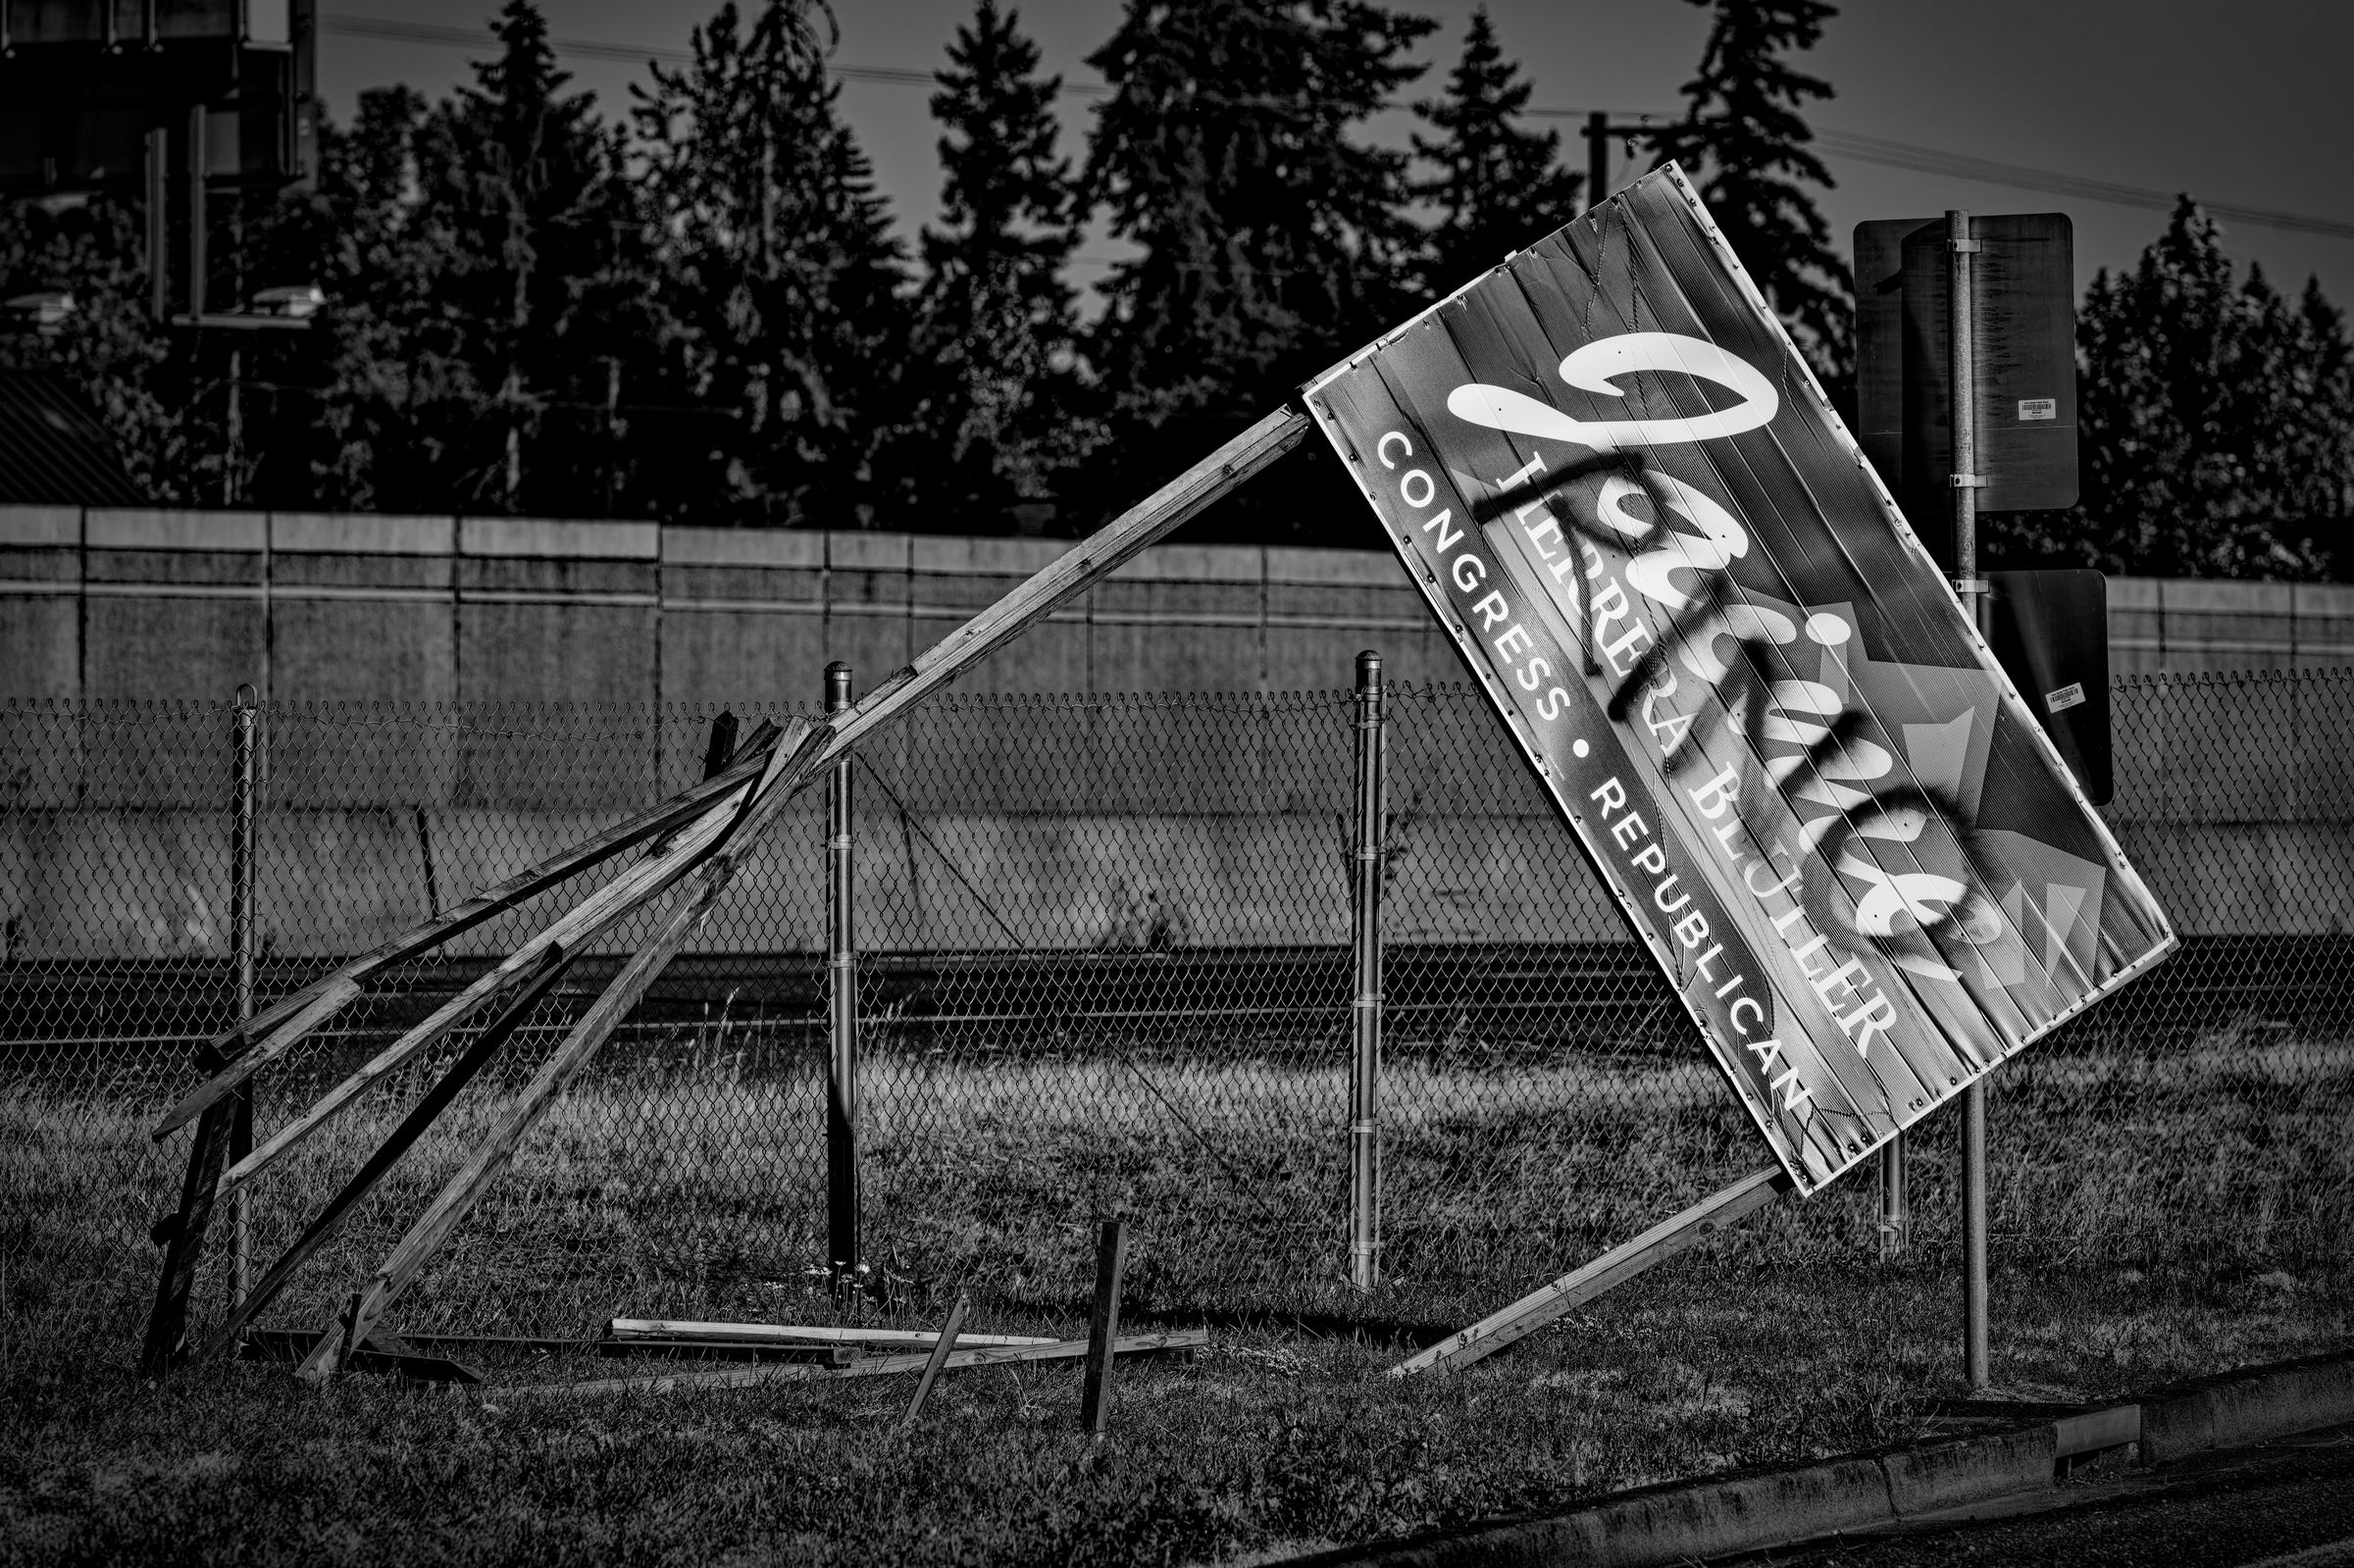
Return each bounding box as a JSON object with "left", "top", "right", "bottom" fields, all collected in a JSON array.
[
  {"left": 1083, "top": 0, "right": 1431, "bottom": 423},
  {"left": 1998, "top": 199, "right": 2354, "bottom": 578},
  {"left": 914, "top": 0, "right": 1090, "bottom": 531},
  {"left": 425, "top": 2, "right": 651, "bottom": 515},
  {"left": 1079, "top": 0, "right": 1433, "bottom": 540},
  {"left": 1411, "top": 8, "right": 1583, "bottom": 297},
  {"left": 1647, "top": 0, "right": 1851, "bottom": 384},
  {"left": 633, "top": 0, "right": 914, "bottom": 528}
]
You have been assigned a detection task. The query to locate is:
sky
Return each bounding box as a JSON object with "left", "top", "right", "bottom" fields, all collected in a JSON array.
[{"left": 314, "top": 0, "right": 2354, "bottom": 312}]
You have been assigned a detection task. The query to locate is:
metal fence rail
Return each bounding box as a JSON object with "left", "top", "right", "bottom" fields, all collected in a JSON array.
[{"left": 3, "top": 670, "right": 2350, "bottom": 1348}]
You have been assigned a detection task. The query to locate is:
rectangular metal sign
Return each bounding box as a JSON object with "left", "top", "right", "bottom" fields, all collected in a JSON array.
[
  {"left": 1304, "top": 169, "right": 2174, "bottom": 1192},
  {"left": 1857, "top": 212, "right": 2078, "bottom": 571}
]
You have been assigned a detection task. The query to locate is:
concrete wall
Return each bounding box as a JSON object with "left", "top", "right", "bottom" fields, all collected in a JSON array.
[{"left": 10, "top": 504, "right": 2348, "bottom": 706}]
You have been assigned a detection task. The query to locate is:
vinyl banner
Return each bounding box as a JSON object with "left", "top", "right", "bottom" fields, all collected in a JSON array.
[{"left": 1303, "top": 167, "right": 2175, "bottom": 1192}]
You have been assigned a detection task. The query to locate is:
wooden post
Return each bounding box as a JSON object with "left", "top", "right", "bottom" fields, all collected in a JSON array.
[
  {"left": 826, "top": 663, "right": 859, "bottom": 1294},
  {"left": 1080, "top": 1219, "right": 1129, "bottom": 1436},
  {"left": 1393, "top": 1168, "right": 1792, "bottom": 1378},
  {"left": 901, "top": 1291, "right": 969, "bottom": 1426},
  {"left": 1349, "top": 651, "right": 1385, "bottom": 1292},
  {"left": 229, "top": 683, "right": 258, "bottom": 1307},
  {"left": 1948, "top": 207, "right": 1994, "bottom": 1393}
]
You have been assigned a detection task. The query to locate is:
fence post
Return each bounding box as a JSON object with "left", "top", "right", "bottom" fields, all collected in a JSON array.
[
  {"left": 1349, "top": 651, "right": 1386, "bottom": 1292},
  {"left": 229, "top": 683, "right": 258, "bottom": 1307},
  {"left": 825, "top": 663, "right": 860, "bottom": 1295}
]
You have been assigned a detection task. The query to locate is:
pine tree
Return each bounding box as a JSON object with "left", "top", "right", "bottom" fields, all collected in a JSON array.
[
  {"left": 1411, "top": 8, "right": 1583, "bottom": 298},
  {"left": 914, "top": 0, "right": 1090, "bottom": 531},
  {"left": 395, "top": 2, "right": 650, "bottom": 515},
  {"left": 633, "top": 0, "right": 914, "bottom": 528},
  {"left": 1079, "top": 0, "right": 1432, "bottom": 540},
  {"left": 1647, "top": 0, "right": 1851, "bottom": 384},
  {"left": 1084, "top": 0, "right": 1432, "bottom": 424},
  {"left": 1996, "top": 198, "right": 2354, "bottom": 578}
]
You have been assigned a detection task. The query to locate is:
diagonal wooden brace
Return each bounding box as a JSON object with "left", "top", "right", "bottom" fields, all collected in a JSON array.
[
  {"left": 1391, "top": 1166, "right": 1794, "bottom": 1378},
  {"left": 201, "top": 944, "right": 576, "bottom": 1362},
  {"left": 150, "top": 719, "right": 785, "bottom": 1142}
]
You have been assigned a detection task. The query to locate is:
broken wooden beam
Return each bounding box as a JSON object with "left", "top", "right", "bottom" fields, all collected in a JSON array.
[
  {"left": 508, "top": 1330, "right": 1209, "bottom": 1400},
  {"left": 1392, "top": 1167, "right": 1794, "bottom": 1378},
  {"left": 604, "top": 1318, "right": 1057, "bottom": 1350},
  {"left": 275, "top": 412, "right": 1305, "bottom": 1384},
  {"left": 200, "top": 946, "right": 576, "bottom": 1362},
  {"left": 239, "top": 1328, "right": 484, "bottom": 1385},
  {"left": 150, "top": 718, "right": 784, "bottom": 1141}
]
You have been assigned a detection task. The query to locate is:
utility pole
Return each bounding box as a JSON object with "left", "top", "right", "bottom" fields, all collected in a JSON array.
[{"left": 1582, "top": 113, "right": 1660, "bottom": 213}]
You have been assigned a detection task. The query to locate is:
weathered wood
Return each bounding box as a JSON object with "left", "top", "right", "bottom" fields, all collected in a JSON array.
[
  {"left": 201, "top": 946, "right": 574, "bottom": 1362},
  {"left": 1391, "top": 1167, "right": 1793, "bottom": 1378},
  {"left": 238, "top": 1328, "right": 485, "bottom": 1385},
  {"left": 824, "top": 409, "right": 1310, "bottom": 767},
  {"left": 276, "top": 416, "right": 1302, "bottom": 1383},
  {"left": 138, "top": 1096, "right": 235, "bottom": 1375},
  {"left": 1081, "top": 1219, "right": 1130, "bottom": 1435},
  {"left": 211, "top": 793, "right": 742, "bottom": 1203},
  {"left": 511, "top": 1330, "right": 1210, "bottom": 1400},
  {"left": 902, "top": 1291, "right": 970, "bottom": 1426},
  {"left": 596, "top": 1340, "right": 859, "bottom": 1366},
  {"left": 150, "top": 718, "right": 783, "bottom": 1140},
  {"left": 605, "top": 1318, "right": 1055, "bottom": 1349},
  {"left": 295, "top": 848, "right": 753, "bottom": 1382}
]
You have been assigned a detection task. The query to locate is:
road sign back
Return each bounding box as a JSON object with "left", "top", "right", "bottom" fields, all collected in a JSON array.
[{"left": 1858, "top": 213, "right": 2077, "bottom": 570}]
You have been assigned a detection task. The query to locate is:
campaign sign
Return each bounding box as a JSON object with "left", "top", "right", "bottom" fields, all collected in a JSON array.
[{"left": 1303, "top": 168, "right": 2175, "bottom": 1191}]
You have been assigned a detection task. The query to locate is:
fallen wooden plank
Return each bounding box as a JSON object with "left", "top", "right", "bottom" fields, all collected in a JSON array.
[
  {"left": 508, "top": 1330, "right": 1210, "bottom": 1400},
  {"left": 149, "top": 718, "right": 783, "bottom": 1140},
  {"left": 595, "top": 1340, "right": 859, "bottom": 1366},
  {"left": 238, "top": 1328, "right": 484, "bottom": 1385},
  {"left": 1391, "top": 1167, "right": 1793, "bottom": 1378},
  {"left": 605, "top": 1317, "right": 1058, "bottom": 1350},
  {"left": 200, "top": 947, "right": 575, "bottom": 1361}
]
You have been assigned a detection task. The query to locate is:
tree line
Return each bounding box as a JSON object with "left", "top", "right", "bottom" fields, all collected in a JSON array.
[{"left": 2, "top": 0, "right": 2349, "bottom": 573}]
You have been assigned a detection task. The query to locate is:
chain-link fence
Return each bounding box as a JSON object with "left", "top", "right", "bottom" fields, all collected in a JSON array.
[{"left": 4, "top": 671, "right": 2351, "bottom": 1352}]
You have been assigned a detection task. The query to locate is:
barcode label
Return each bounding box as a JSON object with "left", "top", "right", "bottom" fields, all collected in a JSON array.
[
  {"left": 2018, "top": 398, "right": 2058, "bottom": 421},
  {"left": 2046, "top": 682, "right": 2086, "bottom": 713}
]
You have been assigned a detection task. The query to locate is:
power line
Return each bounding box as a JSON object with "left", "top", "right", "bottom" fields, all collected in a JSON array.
[{"left": 320, "top": 11, "right": 2354, "bottom": 244}]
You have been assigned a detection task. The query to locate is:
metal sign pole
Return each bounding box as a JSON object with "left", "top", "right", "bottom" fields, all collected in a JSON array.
[{"left": 1947, "top": 207, "right": 1993, "bottom": 1392}]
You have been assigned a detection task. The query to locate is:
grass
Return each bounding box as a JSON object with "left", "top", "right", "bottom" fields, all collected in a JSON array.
[{"left": 2, "top": 1030, "right": 2350, "bottom": 1563}]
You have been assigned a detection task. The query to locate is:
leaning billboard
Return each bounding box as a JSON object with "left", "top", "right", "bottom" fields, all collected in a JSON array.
[{"left": 1304, "top": 167, "right": 2175, "bottom": 1192}]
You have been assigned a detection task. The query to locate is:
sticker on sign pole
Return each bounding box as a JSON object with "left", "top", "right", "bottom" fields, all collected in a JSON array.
[{"left": 1302, "top": 167, "right": 2175, "bottom": 1192}]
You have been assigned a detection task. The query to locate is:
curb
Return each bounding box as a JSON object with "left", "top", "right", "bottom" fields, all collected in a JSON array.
[{"left": 1279, "top": 1347, "right": 2354, "bottom": 1567}]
